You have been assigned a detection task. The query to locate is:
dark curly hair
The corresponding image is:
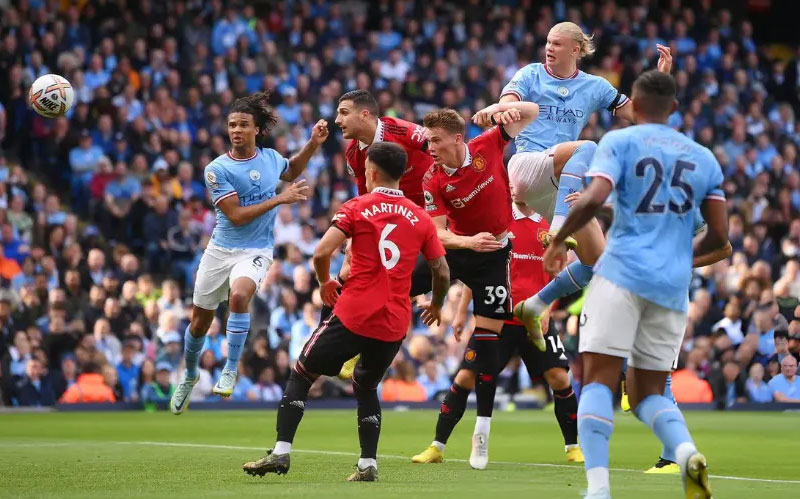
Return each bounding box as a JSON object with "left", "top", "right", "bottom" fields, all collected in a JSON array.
[{"left": 228, "top": 90, "right": 278, "bottom": 141}]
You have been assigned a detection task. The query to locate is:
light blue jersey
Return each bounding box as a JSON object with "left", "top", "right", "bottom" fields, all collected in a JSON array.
[
  {"left": 501, "top": 63, "right": 628, "bottom": 152},
  {"left": 204, "top": 148, "right": 289, "bottom": 250},
  {"left": 588, "top": 124, "right": 725, "bottom": 312}
]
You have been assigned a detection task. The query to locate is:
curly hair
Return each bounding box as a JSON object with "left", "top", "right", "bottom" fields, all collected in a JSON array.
[{"left": 228, "top": 90, "right": 278, "bottom": 140}]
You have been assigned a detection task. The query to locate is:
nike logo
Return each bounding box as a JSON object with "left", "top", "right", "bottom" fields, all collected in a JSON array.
[{"left": 173, "top": 396, "right": 187, "bottom": 412}]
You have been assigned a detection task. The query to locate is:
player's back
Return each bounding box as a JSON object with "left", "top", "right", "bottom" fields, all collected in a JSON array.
[
  {"left": 590, "top": 124, "right": 724, "bottom": 312},
  {"left": 332, "top": 187, "right": 443, "bottom": 341}
]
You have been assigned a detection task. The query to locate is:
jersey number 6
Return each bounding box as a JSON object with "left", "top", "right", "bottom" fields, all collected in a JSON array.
[{"left": 379, "top": 223, "right": 400, "bottom": 270}]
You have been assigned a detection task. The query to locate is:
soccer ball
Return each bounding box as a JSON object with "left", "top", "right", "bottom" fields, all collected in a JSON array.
[{"left": 29, "top": 74, "right": 74, "bottom": 118}]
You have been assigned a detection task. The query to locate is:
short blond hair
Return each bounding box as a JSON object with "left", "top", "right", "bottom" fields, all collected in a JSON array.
[{"left": 551, "top": 22, "right": 595, "bottom": 58}]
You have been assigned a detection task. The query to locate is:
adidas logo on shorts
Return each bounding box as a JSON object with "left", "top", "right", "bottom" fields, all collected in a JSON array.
[
  {"left": 495, "top": 306, "right": 505, "bottom": 313},
  {"left": 290, "top": 400, "right": 305, "bottom": 409},
  {"left": 360, "top": 415, "right": 380, "bottom": 426}
]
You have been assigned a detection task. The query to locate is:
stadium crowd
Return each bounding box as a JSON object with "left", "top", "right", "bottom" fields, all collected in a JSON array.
[{"left": 1, "top": 0, "right": 800, "bottom": 408}]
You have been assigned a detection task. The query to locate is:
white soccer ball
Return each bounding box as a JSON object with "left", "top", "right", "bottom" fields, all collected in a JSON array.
[{"left": 29, "top": 74, "right": 74, "bottom": 118}]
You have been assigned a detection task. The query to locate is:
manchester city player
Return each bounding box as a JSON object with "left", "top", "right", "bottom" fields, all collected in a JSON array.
[
  {"left": 543, "top": 71, "right": 727, "bottom": 499},
  {"left": 170, "top": 91, "right": 328, "bottom": 414},
  {"left": 496, "top": 22, "right": 672, "bottom": 345}
]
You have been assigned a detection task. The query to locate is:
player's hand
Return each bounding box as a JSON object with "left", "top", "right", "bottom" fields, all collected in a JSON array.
[
  {"left": 278, "top": 179, "right": 309, "bottom": 204},
  {"left": 420, "top": 301, "right": 443, "bottom": 327},
  {"left": 311, "top": 119, "right": 329, "bottom": 145},
  {"left": 565, "top": 191, "right": 582, "bottom": 207},
  {"left": 493, "top": 108, "right": 521, "bottom": 125},
  {"left": 319, "top": 278, "right": 342, "bottom": 307},
  {"left": 656, "top": 44, "right": 672, "bottom": 74},
  {"left": 468, "top": 232, "right": 503, "bottom": 252},
  {"left": 471, "top": 104, "right": 500, "bottom": 127},
  {"left": 452, "top": 313, "right": 467, "bottom": 342},
  {"left": 543, "top": 240, "right": 569, "bottom": 275}
]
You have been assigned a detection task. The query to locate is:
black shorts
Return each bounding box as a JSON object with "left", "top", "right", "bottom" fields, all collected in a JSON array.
[
  {"left": 459, "top": 323, "right": 569, "bottom": 377},
  {"left": 297, "top": 314, "right": 402, "bottom": 389},
  {"left": 411, "top": 243, "right": 512, "bottom": 320}
]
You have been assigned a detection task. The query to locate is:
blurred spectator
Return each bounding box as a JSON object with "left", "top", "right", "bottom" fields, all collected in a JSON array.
[
  {"left": 710, "top": 361, "right": 748, "bottom": 409},
  {"left": 14, "top": 358, "right": 56, "bottom": 407},
  {"left": 141, "top": 361, "right": 175, "bottom": 403},
  {"left": 116, "top": 341, "right": 141, "bottom": 402},
  {"left": 768, "top": 355, "right": 800, "bottom": 402},
  {"left": 248, "top": 366, "right": 283, "bottom": 402},
  {"left": 381, "top": 359, "right": 427, "bottom": 402},
  {"left": 417, "top": 359, "right": 451, "bottom": 400},
  {"left": 59, "top": 362, "right": 116, "bottom": 404},
  {"left": 745, "top": 363, "right": 772, "bottom": 403}
]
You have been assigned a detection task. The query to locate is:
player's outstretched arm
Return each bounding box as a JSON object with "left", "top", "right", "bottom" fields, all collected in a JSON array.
[
  {"left": 420, "top": 256, "right": 450, "bottom": 327},
  {"left": 281, "top": 119, "right": 329, "bottom": 182},
  {"left": 543, "top": 176, "right": 612, "bottom": 274},
  {"left": 217, "top": 180, "right": 309, "bottom": 226},
  {"left": 695, "top": 198, "right": 729, "bottom": 264},
  {"left": 312, "top": 225, "right": 347, "bottom": 307},
  {"left": 472, "top": 101, "right": 539, "bottom": 138}
]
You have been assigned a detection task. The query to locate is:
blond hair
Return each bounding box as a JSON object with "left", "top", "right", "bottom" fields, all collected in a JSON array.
[{"left": 551, "top": 22, "right": 595, "bottom": 58}]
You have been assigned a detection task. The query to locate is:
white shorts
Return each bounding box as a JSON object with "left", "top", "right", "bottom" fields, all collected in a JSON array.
[
  {"left": 579, "top": 276, "right": 688, "bottom": 371},
  {"left": 508, "top": 149, "right": 557, "bottom": 222},
  {"left": 192, "top": 243, "right": 273, "bottom": 310}
]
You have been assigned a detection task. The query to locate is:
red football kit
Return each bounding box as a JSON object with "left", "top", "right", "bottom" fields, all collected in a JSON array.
[
  {"left": 505, "top": 204, "right": 553, "bottom": 325},
  {"left": 331, "top": 187, "right": 445, "bottom": 341},
  {"left": 345, "top": 116, "right": 432, "bottom": 207},
  {"left": 422, "top": 126, "right": 513, "bottom": 237}
]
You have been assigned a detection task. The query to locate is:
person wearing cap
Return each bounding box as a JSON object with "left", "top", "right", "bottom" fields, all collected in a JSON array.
[
  {"left": 156, "top": 330, "right": 183, "bottom": 370},
  {"left": 768, "top": 355, "right": 800, "bottom": 402},
  {"left": 150, "top": 157, "right": 181, "bottom": 200},
  {"left": 141, "top": 361, "right": 175, "bottom": 404}
]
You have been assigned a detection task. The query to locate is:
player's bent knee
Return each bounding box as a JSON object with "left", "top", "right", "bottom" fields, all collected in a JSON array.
[
  {"left": 454, "top": 369, "right": 477, "bottom": 391},
  {"left": 544, "top": 367, "right": 570, "bottom": 391}
]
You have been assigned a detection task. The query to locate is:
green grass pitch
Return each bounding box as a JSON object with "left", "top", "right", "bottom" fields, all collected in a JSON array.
[{"left": 1, "top": 409, "right": 797, "bottom": 498}]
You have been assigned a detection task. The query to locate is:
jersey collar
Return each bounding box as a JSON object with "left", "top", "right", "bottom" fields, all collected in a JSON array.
[
  {"left": 442, "top": 143, "right": 472, "bottom": 176},
  {"left": 359, "top": 119, "right": 385, "bottom": 150},
  {"left": 511, "top": 203, "right": 543, "bottom": 222},
  {"left": 226, "top": 149, "right": 259, "bottom": 161},
  {"left": 544, "top": 64, "right": 579, "bottom": 80},
  {"left": 372, "top": 186, "right": 404, "bottom": 197}
]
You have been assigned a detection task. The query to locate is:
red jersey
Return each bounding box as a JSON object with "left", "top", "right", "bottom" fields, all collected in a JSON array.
[
  {"left": 331, "top": 187, "right": 446, "bottom": 341},
  {"left": 345, "top": 116, "right": 432, "bottom": 207},
  {"left": 422, "top": 126, "right": 513, "bottom": 237},
  {"left": 505, "top": 204, "right": 553, "bottom": 325}
]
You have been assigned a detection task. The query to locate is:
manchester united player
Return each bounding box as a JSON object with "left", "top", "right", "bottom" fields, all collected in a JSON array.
[
  {"left": 324, "top": 90, "right": 434, "bottom": 348},
  {"left": 412, "top": 184, "right": 582, "bottom": 469},
  {"left": 243, "top": 142, "right": 450, "bottom": 482},
  {"left": 409, "top": 103, "right": 538, "bottom": 467}
]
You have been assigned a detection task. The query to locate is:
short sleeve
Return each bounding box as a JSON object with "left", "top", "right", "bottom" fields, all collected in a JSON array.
[
  {"left": 422, "top": 167, "right": 445, "bottom": 218},
  {"left": 204, "top": 163, "right": 237, "bottom": 205},
  {"left": 703, "top": 151, "right": 726, "bottom": 202},
  {"left": 264, "top": 148, "right": 289, "bottom": 176},
  {"left": 587, "top": 133, "right": 624, "bottom": 188},
  {"left": 421, "top": 215, "right": 446, "bottom": 261},
  {"left": 501, "top": 67, "right": 530, "bottom": 101},
  {"left": 594, "top": 76, "right": 628, "bottom": 115},
  {"left": 331, "top": 200, "right": 356, "bottom": 237},
  {"left": 472, "top": 126, "right": 509, "bottom": 153}
]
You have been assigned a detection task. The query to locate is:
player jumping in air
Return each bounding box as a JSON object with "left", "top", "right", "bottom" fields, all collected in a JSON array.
[
  {"left": 242, "top": 142, "right": 450, "bottom": 482},
  {"left": 543, "top": 71, "right": 727, "bottom": 499},
  {"left": 414, "top": 181, "right": 583, "bottom": 468},
  {"left": 497, "top": 22, "right": 672, "bottom": 344},
  {"left": 409, "top": 102, "right": 539, "bottom": 468},
  {"left": 170, "top": 91, "right": 328, "bottom": 413}
]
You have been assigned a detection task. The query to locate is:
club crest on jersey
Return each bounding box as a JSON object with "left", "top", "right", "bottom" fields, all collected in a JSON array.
[
  {"left": 249, "top": 170, "right": 261, "bottom": 183},
  {"left": 557, "top": 86, "right": 570, "bottom": 97},
  {"left": 537, "top": 228, "right": 550, "bottom": 244},
  {"left": 464, "top": 349, "right": 476, "bottom": 362},
  {"left": 445, "top": 184, "right": 455, "bottom": 193},
  {"left": 206, "top": 171, "right": 219, "bottom": 188},
  {"left": 472, "top": 155, "right": 486, "bottom": 172},
  {"left": 346, "top": 163, "right": 355, "bottom": 177}
]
